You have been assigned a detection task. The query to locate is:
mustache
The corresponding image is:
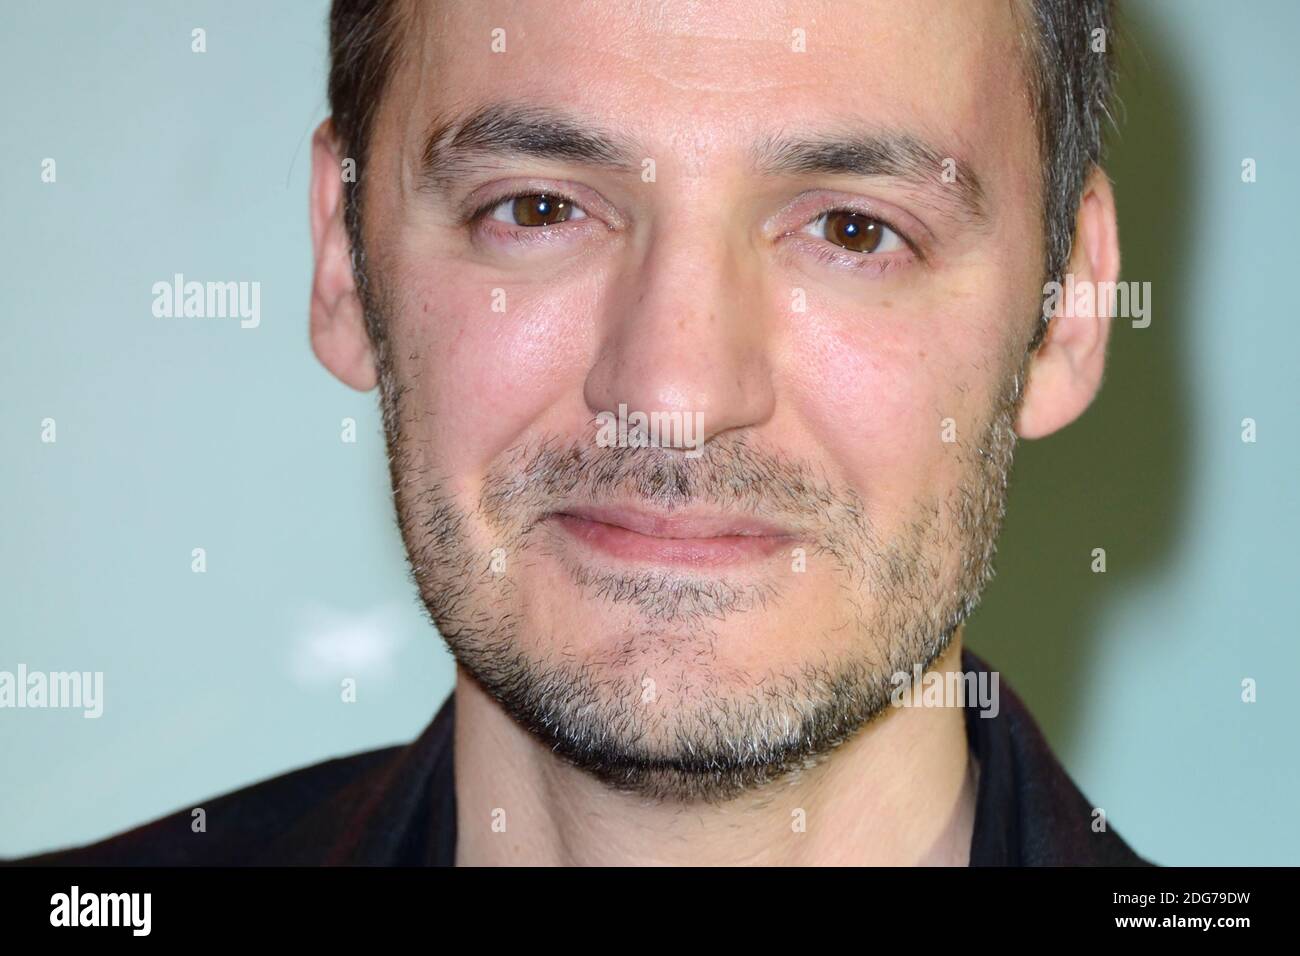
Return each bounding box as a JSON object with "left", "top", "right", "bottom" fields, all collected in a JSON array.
[{"left": 478, "top": 434, "right": 867, "bottom": 538}]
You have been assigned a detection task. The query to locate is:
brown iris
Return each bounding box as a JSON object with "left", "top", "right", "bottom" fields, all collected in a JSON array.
[
  {"left": 823, "top": 211, "right": 884, "bottom": 253},
  {"left": 510, "top": 194, "right": 576, "bottom": 226}
]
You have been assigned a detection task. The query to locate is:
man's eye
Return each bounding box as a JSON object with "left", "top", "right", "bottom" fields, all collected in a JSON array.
[
  {"left": 805, "top": 210, "right": 905, "bottom": 254},
  {"left": 488, "top": 193, "right": 588, "bottom": 227}
]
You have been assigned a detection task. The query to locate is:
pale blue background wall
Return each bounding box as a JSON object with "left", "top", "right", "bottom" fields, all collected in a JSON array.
[{"left": 1, "top": 1, "right": 1296, "bottom": 863}]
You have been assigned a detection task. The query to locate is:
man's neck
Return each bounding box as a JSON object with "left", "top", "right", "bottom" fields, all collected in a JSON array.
[{"left": 452, "top": 636, "right": 976, "bottom": 866}]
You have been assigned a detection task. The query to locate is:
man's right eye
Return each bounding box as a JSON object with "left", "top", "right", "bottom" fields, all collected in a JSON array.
[{"left": 485, "top": 193, "right": 589, "bottom": 227}]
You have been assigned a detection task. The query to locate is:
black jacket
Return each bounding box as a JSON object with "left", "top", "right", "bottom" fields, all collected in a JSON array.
[{"left": 8, "top": 649, "right": 1154, "bottom": 866}]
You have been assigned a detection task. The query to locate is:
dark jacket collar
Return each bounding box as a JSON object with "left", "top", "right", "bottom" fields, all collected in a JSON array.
[{"left": 963, "top": 648, "right": 1151, "bottom": 865}]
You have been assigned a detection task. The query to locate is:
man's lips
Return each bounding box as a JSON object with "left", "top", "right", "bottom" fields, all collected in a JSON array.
[{"left": 546, "top": 506, "right": 796, "bottom": 568}]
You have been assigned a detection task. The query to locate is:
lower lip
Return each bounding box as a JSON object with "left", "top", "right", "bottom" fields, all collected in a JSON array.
[{"left": 549, "top": 514, "right": 793, "bottom": 568}]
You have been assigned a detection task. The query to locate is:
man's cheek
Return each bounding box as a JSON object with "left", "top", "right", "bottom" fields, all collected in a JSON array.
[
  {"left": 792, "top": 322, "right": 946, "bottom": 489},
  {"left": 399, "top": 283, "right": 592, "bottom": 458}
]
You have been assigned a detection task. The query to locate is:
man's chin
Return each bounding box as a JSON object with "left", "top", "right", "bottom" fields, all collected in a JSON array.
[
  {"left": 462, "top": 655, "right": 899, "bottom": 804},
  {"left": 447, "top": 601, "right": 904, "bottom": 804}
]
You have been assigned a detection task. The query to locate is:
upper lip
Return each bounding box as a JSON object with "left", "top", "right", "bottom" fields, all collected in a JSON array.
[{"left": 551, "top": 505, "right": 795, "bottom": 540}]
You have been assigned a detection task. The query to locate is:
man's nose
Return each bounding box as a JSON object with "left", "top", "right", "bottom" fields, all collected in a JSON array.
[{"left": 583, "top": 224, "right": 777, "bottom": 446}]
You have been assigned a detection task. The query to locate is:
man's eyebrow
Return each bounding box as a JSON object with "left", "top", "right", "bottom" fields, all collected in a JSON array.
[
  {"left": 418, "top": 102, "right": 643, "bottom": 194},
  {"left": 418, "top": 105, "right": 991, "bottom": 227},
  {"left": 751, "top": 129, "right": 990, "bottom": 227}
]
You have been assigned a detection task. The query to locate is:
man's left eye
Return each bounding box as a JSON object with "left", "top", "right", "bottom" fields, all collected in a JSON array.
[
  {"left": 804, "top": 211, "right": 905, "bottom": 254},
  {"left": 488, "top": 193, "right": 589, "bottom": 227}
]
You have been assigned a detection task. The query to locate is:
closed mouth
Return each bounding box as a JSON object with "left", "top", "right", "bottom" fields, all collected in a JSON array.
[{"left": 546, "top": 505, "right": 796, "bottom": 568}]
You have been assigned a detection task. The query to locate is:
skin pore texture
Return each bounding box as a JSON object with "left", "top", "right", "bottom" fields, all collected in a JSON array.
[{"left": 309, "top": 0, "right": 1119, "bottom": 865}]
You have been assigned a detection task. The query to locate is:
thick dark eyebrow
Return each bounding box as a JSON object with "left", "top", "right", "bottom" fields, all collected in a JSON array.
[
  {"left": 418, "top": 102, "right": 991, "bottom": 229},
  {"left": 418, "top": 102, "right": 642, "bottom": 195},
  {"left": 751, "top": 129, "right": 990, "bottom": 228}
]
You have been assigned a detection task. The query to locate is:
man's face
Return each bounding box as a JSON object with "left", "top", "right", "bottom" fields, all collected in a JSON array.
[{"left": 353, "top": 0, "right": 1045, "bottom": 800}]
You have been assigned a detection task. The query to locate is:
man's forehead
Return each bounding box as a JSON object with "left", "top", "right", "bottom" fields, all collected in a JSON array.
[
  {"left": 394, "top": 0, "right": 1027, "bottom": 126},
  {"left": 378, "top": 0, "right": 1033, "bottom": 208}
]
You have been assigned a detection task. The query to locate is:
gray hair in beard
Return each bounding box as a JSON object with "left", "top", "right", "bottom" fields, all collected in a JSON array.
[{"left": 367, "top": 283, "right": 1028, "bottom": 803}]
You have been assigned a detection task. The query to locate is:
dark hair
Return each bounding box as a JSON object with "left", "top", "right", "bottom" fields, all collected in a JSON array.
[
  {"left": 1017, "top": 0, "right": 1119, "bottom": 347},
  {"left": 328, "top": 0, "right": 1118, "bottom": 349},
  {"left": 327, "top": 0, "right": 407, "bottom": 349}
]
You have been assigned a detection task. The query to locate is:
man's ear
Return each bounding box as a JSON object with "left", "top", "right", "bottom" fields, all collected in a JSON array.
[
  {"left": 309, "top": 119, "right": 377, "bottom": 391},
  {"left": 1015, "top": 166, "right": 1120, "bottom": 439}
]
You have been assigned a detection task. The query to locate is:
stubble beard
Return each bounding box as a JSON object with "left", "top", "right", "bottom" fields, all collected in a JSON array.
[{"left": 365, "top": 281, "right": 1028, "bottom": 804}]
